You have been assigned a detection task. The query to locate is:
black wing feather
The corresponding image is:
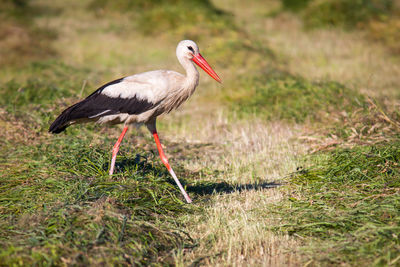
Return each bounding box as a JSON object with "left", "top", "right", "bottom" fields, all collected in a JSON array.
[{"left": 49, "top": 77, "right": 157, "bottom": 134}]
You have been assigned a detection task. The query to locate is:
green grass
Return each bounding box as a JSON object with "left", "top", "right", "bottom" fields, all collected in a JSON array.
[
  {"left": 1, "top": 62, "right": 87, "bottom": 107},
  {"left": 281, "top": 0, "right": 395, "bottom": 28},
  {"left": 228, "top": 75, "right": 365, "bottom": 123},
  {"left": 271, "top": 143, "right": 400, "bottom": 265},
  {"left": 89, "top": 0, "right": 232, "bottom": 38},
  {"left": 0, "top": 131, "right": 199, "bottom": 265},
  {"left": 0, "top": 61, "right": 93, "bottom": 136},
  {"left": 281, "top": 0, "right": 313, "bottom": 11},
  {"left": 0, "top": 59, "right": 200, "bottom": 265}
]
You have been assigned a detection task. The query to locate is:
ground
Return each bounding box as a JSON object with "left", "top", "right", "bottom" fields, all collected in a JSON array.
[{"left": 1, "top": 0, "right": 399, "bottom": 266}]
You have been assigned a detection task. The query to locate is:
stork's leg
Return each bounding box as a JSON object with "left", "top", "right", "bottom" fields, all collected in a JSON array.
[
  {"left": 109, "top": 126, "right": 129, "bottom": 175},
  {"left": 152, "top": 131, "right": 192, "bottom": 203}
]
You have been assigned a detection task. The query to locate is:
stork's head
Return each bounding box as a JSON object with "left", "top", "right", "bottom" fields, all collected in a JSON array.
[{"left": 177, "top": 40, "right": 221, "bottom": 83}]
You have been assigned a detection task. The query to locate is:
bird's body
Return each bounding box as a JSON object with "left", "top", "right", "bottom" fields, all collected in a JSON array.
[{"left": 49, "top": 40, "right": 221, "bottom": 203}]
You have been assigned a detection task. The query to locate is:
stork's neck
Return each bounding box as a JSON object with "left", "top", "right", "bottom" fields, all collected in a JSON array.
[{"left": 178, "top": 56, "right": 199, "bottom": 89}]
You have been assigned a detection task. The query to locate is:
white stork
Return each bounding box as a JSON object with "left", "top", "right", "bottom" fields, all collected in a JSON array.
[{"left": 49, "top": 40, "right": 221, "bottom": 203}]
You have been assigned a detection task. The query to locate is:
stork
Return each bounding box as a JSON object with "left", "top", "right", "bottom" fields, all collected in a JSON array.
[{"left": 49, "top": 40, "right": 221, "bottom": 203}]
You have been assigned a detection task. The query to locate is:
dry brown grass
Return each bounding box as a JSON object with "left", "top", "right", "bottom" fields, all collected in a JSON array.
[
  {"left": 0, "top": 0, "right": 57, "bottom": 69},
  {"left": 0, "top": 19, "right": 56, "bottom": 67},
  {"left": 163, "top": 110, "right": 305, "bottom": 183},
  {"left": 367, "top": 17, "right": 400, "bottom": 54},
  {"left": 159, "top": 109, "right": 307, "bottom": 265},
  {"left": 263, "top": 14, "right": 400, "bottom": 101},
  {"left": 176, "top": 190, "right": 301, "bottom": 266}
]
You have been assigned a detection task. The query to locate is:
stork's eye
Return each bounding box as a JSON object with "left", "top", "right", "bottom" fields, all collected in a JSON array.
[{"left": 187, "top": 46, "right": 194, "bottom": 53}]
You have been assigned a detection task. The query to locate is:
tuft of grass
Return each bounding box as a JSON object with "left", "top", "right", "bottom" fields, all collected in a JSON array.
[
  {"left": 228, "top": 75, "right": 365, "bottom": 123},
  {"left": 271, "top": 143, "right": 400, "bottom": 265}
]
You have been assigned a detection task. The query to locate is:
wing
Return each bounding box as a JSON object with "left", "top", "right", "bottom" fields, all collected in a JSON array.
[
  {"left": 49, "top": 73, "right": 169, "bottom": 133},
  {"left": 70, "top": 78, "right": 161, "bottom": 117},
  {"left": 84, "top": 70, "right": 184, "bottom": 118}
]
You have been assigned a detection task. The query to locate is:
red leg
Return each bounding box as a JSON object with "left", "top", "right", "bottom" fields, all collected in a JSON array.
[
  {"left": 109, "top": 126, "right": 129, "bottom": 175},
  {"left": 153, "top": 131, "right": 192, "bottom": 203}
]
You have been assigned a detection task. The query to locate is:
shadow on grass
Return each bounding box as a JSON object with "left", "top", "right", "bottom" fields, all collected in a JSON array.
[
  {"left": 110, "top": 153, "right": 282, "bottom": 197},
  {"left": 106, "top": 153, "right": 152, "bottom": 174},
  {"left": 186, "top": 181, "right": 282, "bottom": 196}
]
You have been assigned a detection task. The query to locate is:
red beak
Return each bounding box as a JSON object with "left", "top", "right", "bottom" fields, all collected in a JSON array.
[{"left": 192, "top": 53, "right": 221, "bottom": 83}]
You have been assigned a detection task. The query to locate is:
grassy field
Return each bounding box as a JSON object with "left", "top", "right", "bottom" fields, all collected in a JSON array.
[{"left": 1, "top": 0, "right": 400, "bottom": 265}]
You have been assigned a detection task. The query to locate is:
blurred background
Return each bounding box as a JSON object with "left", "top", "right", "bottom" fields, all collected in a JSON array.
[
  {"left": 1, "top": 0, "right": 400, "bottom": 128},
  {"left": 1, "top": 0, "right": 400, "bottom": 265}
]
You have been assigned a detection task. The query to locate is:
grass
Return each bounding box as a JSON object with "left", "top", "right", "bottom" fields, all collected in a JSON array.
[
  {"left": 249, "top": 5, "right": 400, "bottom": 99},
  {"left": 1, "top": 0, "right": 400, "bottom": 265},
  {"left": 271, "top": 143, "right": 400, "bottom": 265},
  {"left": 280, "top": 0, "right": 395, "bottom": 29},
  {"left": 279, "top": 0, "right": 400, "bottom": 54},
  {"left": 170, "top": 120, "right": 304, "bottom": 265},
  {"left": 293, "top": 0, "right": 394, "bottom": 29},
  {"left": 228, "top": 74, "right": 365, "bottom": 123},
  {"left": 0, "top": 130, "right": 198, "bottom": 265},
  {"left": 0, "top": 0, "right": 57, "bottom": 66},
  {"left": 88, "top": 0, "right": 232, "bottom": 38},
  {"left": 1, "top": 62, "right": 87, "bottom": 107}
]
